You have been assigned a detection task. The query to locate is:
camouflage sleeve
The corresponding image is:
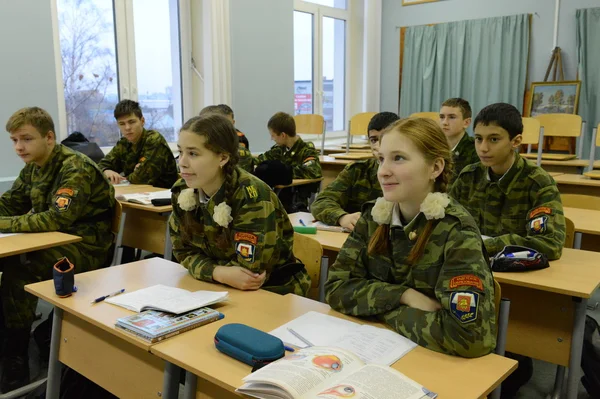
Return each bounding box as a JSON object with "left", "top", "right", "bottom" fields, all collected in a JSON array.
[
  {"left": 237, "top": 146, "right": 255, "bottom": 173},
  {"left": 254, "top": 146, "right": 279, "bottom": 167},
  {"left": 0, "top": 164, "right": 98, "bottom": 233},
  {"left": 292, "top": 146, "right": 322, "bottom": 179},
  {"left": 310, "top": 164, "right": 355, "bottom": 225},
  {"left": 97, "top": 141, "right": 123, "bottom": 172},
  {"left": 379, "top": 225, "right": 497, "bottom": 358},
  {"left": 0, "top": 170, "right": 32, "bottom": 216},
  {"left": 126, "top": 134, "right": 175, "bottom": 185},
  {"left": 325, "top": 214, "right": 408, "bottom": 315},
  {"left": 484, "top": 184, "right": 565, "bottom": 259}
]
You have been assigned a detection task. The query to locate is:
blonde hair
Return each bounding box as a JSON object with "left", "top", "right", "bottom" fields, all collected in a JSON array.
[
  {"left": 368, "top": 118, "right": 454, "bottom": 263},
  {"left": 6, "top": 107, "right": 55, "bottom": 137}
]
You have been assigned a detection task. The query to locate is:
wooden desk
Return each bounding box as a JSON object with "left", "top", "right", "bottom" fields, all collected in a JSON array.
[
  {"left": 493, "top": 248, "right": 600, "bottom": 399},
  {"left": 287, "top": 213, "right": 349, "bottom": 252},
  {"left": 537, "top": 159, "right": 600, "bottom": 174},
  {"left": 328, "top": 152, "right": 374, "bottom": 160},
  {"left": 151, "top": 294, "right": 517, "bottom": 399},
  {"left": 563, "top": 206, "right": 600, "bottom": 250},
  {"left": 0, "top": 232, "right": 82, "bottom": 258},
  {"left": 319, "top": 156, "right": 352, "bottom": 190},
  {"left": 114, "top": 184, "right": 173, "bottom": 258},
  {"left": 274, "top": 178, "right": 324, "bottom": 189},
  {"left": 553, "top": 173, "right": 600, "bottom": 196},
  {"left": 24, "top": 258, "right": 227, "bottom": 399}
]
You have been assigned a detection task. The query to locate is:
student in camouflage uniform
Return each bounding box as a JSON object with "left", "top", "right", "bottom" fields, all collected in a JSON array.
[
  {"left": 439, "top": 98, "right": 479, "bottom": 182},
  {"left": 199, "top": 105, "right": 253, "bottom": 173},
  {"left": 98, "top": 99, "right": 178, "bottom": 188},
  {"left": 325, "top": 118, "right": 496, "bottom": 358},
  {"left": 217, "top": 104, "right": 250, "bottom": 150},
  {"left": 169, "top": 114, "right": 310, "bottom": 296},
  {"left": 254, "top": 112, "right": 322, "bottom": 212},
  {"left": 450, "top": 103, "right": 565, "bottom": 260},
  {"left": 0, "top": 107, "right": 115, "bottom": 392},
  {"left": 311, "top": 112, "right": 399, "bottom": 231}
]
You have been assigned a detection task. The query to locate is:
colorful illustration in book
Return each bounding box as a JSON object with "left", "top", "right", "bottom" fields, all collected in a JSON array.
[
  {"left": 312, "top": 355, "right": 343, "bottom": 371},
  {"left": 318, "top": 384, "right": 356, "bottom": 397}
]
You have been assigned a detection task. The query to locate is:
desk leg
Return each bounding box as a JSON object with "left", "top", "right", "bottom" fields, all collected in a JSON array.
[
  {"left": 163, "top": 211, "right": 173, "bottom": 260},
  {"left": 318, "top": 256, "right": 329, "bottom": 303},
  {"left": 183, "top": 371, "right": 198, "bottom": 399},
  {"left": 162, "top": 361, "right": 181, "bottom": 399},
  {"left": 566, "top": 297, "right": 588, "bottom": 399},
  {"left": 573, "top": 232, "right": 582, "bottom": 250},
  {"left": 46, "top": 307, "right": 63, "bottom": 399}
]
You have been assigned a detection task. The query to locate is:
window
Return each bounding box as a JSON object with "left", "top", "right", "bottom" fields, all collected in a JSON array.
[
  {"left": 56, "top": 0, "right": 184, "bottom": 146},
  {"left": 293, "top": 1, "right": 348, "bottom": 132}
]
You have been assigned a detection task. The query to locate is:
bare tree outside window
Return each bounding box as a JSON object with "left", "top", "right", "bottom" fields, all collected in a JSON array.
[{"left": 58, "top": 0, "right": 119, "bottom": 146}]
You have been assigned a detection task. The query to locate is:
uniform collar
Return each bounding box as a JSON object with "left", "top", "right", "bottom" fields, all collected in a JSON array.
[
  {"left": 453, "top": 132, "right": 471, "bottom": 154},
  {"left": 129, "top": 129, "right": 148, "bottom": 151},
  {"left": 391, "top": 203, "right": 423, "bottom": 236},
  {"left": 286, "top": 137, "right": 304, "bottom": 154},
  {"left": 34, "top": 144, "right": 62, "bottom": 178},
  {"left": 480, "top": 152, "right": 523, "bottom": 194}
]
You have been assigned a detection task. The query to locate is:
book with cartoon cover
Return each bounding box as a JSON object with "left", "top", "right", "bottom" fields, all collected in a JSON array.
[{"left": 236, "top": 347, "right": 437, "bottom": 399}]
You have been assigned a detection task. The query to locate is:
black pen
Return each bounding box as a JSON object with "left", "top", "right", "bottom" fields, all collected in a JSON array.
[{"left": 91, "top": 288, "right": 125, "bottom": 304}]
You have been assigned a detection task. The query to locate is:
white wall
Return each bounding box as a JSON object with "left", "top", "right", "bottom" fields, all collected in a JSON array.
[
  {"left": 229, "top": 0, "right": 295, "bottom": 153},
  {"left": 0, "top": 0, "right": 62, "bottom": 192}
]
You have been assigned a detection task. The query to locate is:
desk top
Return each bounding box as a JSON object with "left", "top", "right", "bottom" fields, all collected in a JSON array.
[
  {"left": 493, "top": 248, "right": 600, "bottom": 298},
  {"left": 0, "top": 232, "right": 82, "bottom": 258},
  {"left": 275, "top": 178, "right": 324, "bottom": 189},
  {"left": 24, "top": 258, "right": 226, "bottom": 351},
  {"left": 151, "top": 294, "right": 516, "bottom": 399},
  {"left": 287, "top": 213, "right": 349, "bottom": 251},
  {"left": 553, "top": 173, "right": 600, "bottom": 187},
  {"left": 563, "top": 207, "right": 600, "bottom": 235},
  {"left": 114, "top": 184, "right": 172, "bottom": 213},
  {"left": 538, "top": 159, "right": 592, "bottom": 167},
  {"left": 319, "top": 156, "right": 353, "bottom": 166},
  {"left": 329, "top": 152, "right": 374, "bottom": 160}
]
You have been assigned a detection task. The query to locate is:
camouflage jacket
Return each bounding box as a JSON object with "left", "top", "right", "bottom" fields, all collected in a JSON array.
[
  {"left": 237, "top": 144, "right": 254, "bottom": 173},
  {"left": 169, "top": 168, "right": 310, "bottom": 296},
  {"left": 451, "top": 133, "right": 479, "bottom": 182},
  {"left": 325, "top": 198, "right": 496, "bottom": 358},
  {"left": 98, "top": 129, "right": 178, "bottom": 188},
  {"left": 311, "top": 158, "right": 381, "bottom": 225},
  {"left": 237, "top": 129, "right": 250, "bottom": 150},
  {"left": 0, "top": 144, "right": 115, "bottom": 252},
  {"left": 450, "top": 153, "right": 565, "bottom": 259},
  {"left": 254, "top": 137, "right": 322, "bottom": 179}
]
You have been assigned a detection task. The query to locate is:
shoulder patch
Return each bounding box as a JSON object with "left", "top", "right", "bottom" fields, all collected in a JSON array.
[
  {"left": 450, "top": 292, "right": 479, "bottom": 323},
  {"left": 529, "top": 215, "right": 548, "bottom": 234},
  {"left": 303, "top": 156, "right": 316, "bottom": 163},
  {"left": 245, "top": 185, "right": 259, "bottom": 199},
  {"left": 54, "top": 196, "right": 72, "bottom": 212},
  {"left": 528, "top": 206, "right": 552, "bottom": 219},
  {"left": 56, "top": 188, "right": 76, "bottom": 197},
  {"left": 449, "top": 274, "right": 483, "bottom": 291},
  {"left": 139, "top": 156, "right": 147, "bottom": 163},
  {"left": 234, "top": 232, "right": 258, "bottom": 245}
]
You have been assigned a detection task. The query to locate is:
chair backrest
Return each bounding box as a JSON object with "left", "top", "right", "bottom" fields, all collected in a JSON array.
[
  {"left": 521, "top": 117, "right": 541, "bottom": 145},
  {"left": 348, "top": 112, "right": 377, "bottom": 136},
  {"left": 410, "top": 112, "right": 440, "bottom": 122},
  {"left": 293, "top": 232, "right": 323, "bottom": 295},
  {"left": 111, "top": 201, "right": 123, "bottom": 237},
  {"left": 534, "top": 114, "right": 583, "bottom": 137},
  {"left": 561, "top": 193, "right": 600, "bottom": 211},
  {"left": 294, "top": 114, "right": 325, "bottom": 135},
  {"left": 564, "top": 217, "right": 575, "bottom": 249},
  {"left": 494, "top": 279, "right": 501, "bottom": 326},
  {"left": 109, "top": 201, "right": 124, "bottom": 266}
]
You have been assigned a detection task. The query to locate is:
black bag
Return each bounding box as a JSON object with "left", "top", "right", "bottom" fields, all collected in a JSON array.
[
  {"left": 582, "top": 315, "right": 600, "bottom": 397},
  {"left": 253, "top": 160, "right": 293, "bottom": 188},
  {"left": 61, "top": 132, "right": 105, "bottom": 164},
  {"left": 490, "top": 245, "right": 549, "bottom": 272}
]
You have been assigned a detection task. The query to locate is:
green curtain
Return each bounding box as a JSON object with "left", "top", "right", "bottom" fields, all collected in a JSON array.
[
  {"left": 576, "top": 7, "right": 600, "bottom": 159},
  {"left": 399, "top": 14, "right": 530, "bottom": 120}
]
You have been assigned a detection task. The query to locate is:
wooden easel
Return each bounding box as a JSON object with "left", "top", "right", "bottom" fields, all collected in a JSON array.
[{"left": 543, "top": 47, "right": 565, "bottom": 82}]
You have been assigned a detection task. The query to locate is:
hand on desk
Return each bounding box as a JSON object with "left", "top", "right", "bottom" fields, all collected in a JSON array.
[
  {"left": 338, "top": 212, "right": 361, "bottom": 232},
  {"left": 213, "top": 266, "right": 266, "bottom": 291},
  {"left": 400, "top": 288, "right": 442, "bottom": 312},
  {"left": 104, "top": 170, "right": 127, "bottom": 185}
]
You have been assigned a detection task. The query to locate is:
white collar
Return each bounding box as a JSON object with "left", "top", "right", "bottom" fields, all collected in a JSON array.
[{"left": 486, "top": 152, "right": 517, "bottom": 182}]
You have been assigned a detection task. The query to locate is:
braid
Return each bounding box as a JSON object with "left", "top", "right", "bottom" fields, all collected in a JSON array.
[
  {"left": 214, "top": 163, "right": 237, "bottom": 249},
  {"left": 436, "top": 153, "right": 453, "bottom": 193}
]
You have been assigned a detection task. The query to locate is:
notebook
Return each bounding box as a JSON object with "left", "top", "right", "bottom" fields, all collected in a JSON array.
[
  {"left": 116, "top": 190, "right": 171, "bottom": 205},
  {"left": 105, "top": 284, "right": 229, "bottom": 314},
  {"left": 289, "top": 212, "right": 350, "bottom": 233}
]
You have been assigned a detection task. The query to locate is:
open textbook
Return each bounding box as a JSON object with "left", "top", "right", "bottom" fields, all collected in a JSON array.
[
  {"left": 237, "top": 346, "right": 437, "bottom": 399},
  {"left": 289, "top": 212, "right": 350, "bottom": 233},
  {"left": 116, "top": 190, "right": 171, "bottom": 205},
  {"left": 270, "top": 311, "right": 416, "bottom": 366},
  {"left": 105, "top": 284, "right": 228, "bottom": 314}
]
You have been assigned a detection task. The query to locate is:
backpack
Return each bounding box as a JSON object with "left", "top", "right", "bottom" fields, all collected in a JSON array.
[{"left": 581, "top": 315, "right": 600, "bottom": 397}]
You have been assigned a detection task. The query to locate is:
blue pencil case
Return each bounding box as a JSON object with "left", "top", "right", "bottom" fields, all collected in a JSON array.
[{"left": 214, "top": 323, "right": 284, "bottom": 370}]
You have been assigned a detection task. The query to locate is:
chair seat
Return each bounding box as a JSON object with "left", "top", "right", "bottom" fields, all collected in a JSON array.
[{"left": 583, "top": 171, "right": 600, "bottom": 180}]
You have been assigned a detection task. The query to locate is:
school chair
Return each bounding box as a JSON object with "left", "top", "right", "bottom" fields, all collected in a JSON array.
[
  {"left": 560, "top": 193, "right": 600, "bottom": 211},
  {"left": 409, "top": 112, "right": 440, "bottom": 122},
  {"left": 345, "top": 112, "right": 377, "bottom": 154},
  {"left": 585, "top": 122, "right": 600, "bottom": 173},
  {"left": 564, "top": 217, "right": 575, "bottom": 249},
  {"left": 534, "top": 114, "right": 586, "bottom": 160},
  {"left": 109, "top": 201, "right": 125, "bottom": 266},
  {"left": 521, "top": 117, "right": 543, "bottom": 166},
  {"left": 491, "top": 279, "right": 511, "bottom": 399},
  {"left": 294, "top": 114, "right": 326, "bottom": 155},
  {"left": 292, "top": 232, "right": 324, "bottom": 302}
]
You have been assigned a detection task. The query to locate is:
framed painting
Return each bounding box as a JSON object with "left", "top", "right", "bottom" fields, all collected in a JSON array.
[
  {"left": 402, "top": 0, "right": 439, "bottom": 5},
  {"left": 528, "top": 81, "right": 581, "bottom": 116}
]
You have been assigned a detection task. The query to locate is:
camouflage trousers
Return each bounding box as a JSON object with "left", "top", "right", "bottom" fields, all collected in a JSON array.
[
  {"left": 263, "top": 270, "right": 311, "bottom": 297},
  {"left": 0, "top": 242, "right": 109, "bottom": 330}
]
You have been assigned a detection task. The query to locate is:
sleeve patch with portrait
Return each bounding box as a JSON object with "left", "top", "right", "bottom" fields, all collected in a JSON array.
[
  {"left": 54, "top": 196, "right": 72, "bottom": 212},
  {"left": 449, "top": 274, "right": 483, "bottom": 291},
  {"left": 450, "top": 292, "right": 479, "bottom": 324},
  {"left": 528, "top": 206, "right": 552, "bottom": 219},
  {"left": 529, "top": 216, "right": 548, "bottom": 234}
]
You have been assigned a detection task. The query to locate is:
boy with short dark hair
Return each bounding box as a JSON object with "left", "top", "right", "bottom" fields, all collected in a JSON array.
[
  {"left": 311, "top": 112, "right": 399, "bottom": 231},
  {"left": 98, "top": 99, "right": 178, "bottom": 188},
  {"left": 439, "top": 98, "right": 479, "bottom": 181},
  {"left": 0, "top": 107, "right": 114, "bottom": 392},
  {"left": 450, "top": 102, "right": 565, "bottom": 259}
]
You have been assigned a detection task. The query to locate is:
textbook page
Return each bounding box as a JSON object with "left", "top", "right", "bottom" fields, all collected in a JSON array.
[
  {"left": 105, "top": 284, "right": 228, "bottom": 314},
  {"left": 310, "top": 363, "right": 436, "bottom": 399},
  {"left": 289, "top": 212, "right": 349, "bottom": 233},
  {"left": 238, "top": 347, "right": 364, "bottom": 399},
  {"left": 116, "top": 190, "right": 171, "bottom": 205}
]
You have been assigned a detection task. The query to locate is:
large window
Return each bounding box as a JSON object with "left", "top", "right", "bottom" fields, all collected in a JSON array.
[
  {"left": 56, "top": 0, "right": 183, "bottom": 146},
  {"left": 294, "top": 0, "right": 348, "bottom": 132}
]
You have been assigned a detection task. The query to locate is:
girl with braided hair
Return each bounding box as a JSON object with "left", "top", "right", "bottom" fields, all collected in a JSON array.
[
  {"left": 169, "top": 113, "right": 310, "bottom": 295},
  {"left": 325, "top": 118, "right": 496, "bottom": 358}
]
